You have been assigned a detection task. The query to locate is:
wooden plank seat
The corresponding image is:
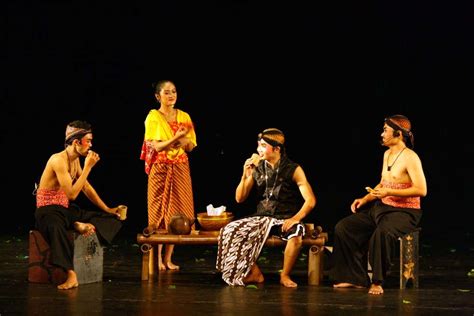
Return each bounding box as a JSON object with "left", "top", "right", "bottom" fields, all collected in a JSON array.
[{"left": 136, "top": 224, "right": 328, "bottom": 285}]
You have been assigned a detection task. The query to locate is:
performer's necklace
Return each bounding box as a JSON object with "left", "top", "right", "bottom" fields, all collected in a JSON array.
[
  {"left": 387, "top": 147, "right": 406, "bottom": 171},
  {"left": 264, "top": 161, "right": 279, "bottom": 201},
  {"left": 66, "top": 150, "right": 77, "bottom": 181}
]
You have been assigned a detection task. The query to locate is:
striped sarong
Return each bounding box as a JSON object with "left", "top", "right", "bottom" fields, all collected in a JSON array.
[{"left": 147, "top": 162, "right": 194, "bottom": 230}]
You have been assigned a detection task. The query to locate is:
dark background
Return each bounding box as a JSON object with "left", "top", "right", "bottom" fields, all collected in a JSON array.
[{"left": 5, "top": 1, "right": 473, "bottom": 241}]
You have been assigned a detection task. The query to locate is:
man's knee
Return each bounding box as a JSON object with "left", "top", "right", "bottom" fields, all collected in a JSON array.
[
  {"left": 373, "top": 224, "right": 399, "bottom": 239},
  {"left": 287, "top": 236, "right": 303, "bottom": 249},
  {"left": 335, "top": 219, "right": 350, "bottom": 235}
]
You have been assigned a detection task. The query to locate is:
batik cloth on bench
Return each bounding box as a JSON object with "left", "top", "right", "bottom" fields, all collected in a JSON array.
[
  {"left": 216, "top": 216, "right": 281, "bottom": 286},
  {"left": 216, "top": 216, "right": 306, "bottom": 286}
]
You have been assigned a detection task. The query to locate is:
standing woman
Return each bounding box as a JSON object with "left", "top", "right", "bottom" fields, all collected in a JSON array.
[{"left": 140, "top": 80, "right": 197, "bottom": 270}]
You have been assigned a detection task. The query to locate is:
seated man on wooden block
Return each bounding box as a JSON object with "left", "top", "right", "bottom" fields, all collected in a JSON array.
[
  {"left": 330, "top": 115, "right": 427, "bottom": 295},
  {"left": 216, "top": 128, "right": 317, "bottom": 288},
  {"left": 34, "top": 120, "right": 124, "bottom": 290}
]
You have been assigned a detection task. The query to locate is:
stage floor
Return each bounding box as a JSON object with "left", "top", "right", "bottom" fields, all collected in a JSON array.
[{"left": 1, "top": 230, "right": 473, "bottom": 315}]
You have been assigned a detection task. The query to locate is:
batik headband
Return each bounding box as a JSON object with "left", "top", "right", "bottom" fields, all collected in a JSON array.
[
  {"left": 384, "top": 116, "right": 415, "bottom": 148},
  {"left": 65, "top": 125, "right": 92, "bottom": 142},
  {"left": 384, "top": 117, "right": 411, "bottom": 136}
]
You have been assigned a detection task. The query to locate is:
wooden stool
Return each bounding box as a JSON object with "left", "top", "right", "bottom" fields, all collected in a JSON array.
[
  {"left": 368, "top": 228, "right": 420, "bottom": 289},
  {"left": 28, "top": 230, "right": 104, "bottom": 285},
  {"left": 399, "top": 228, "right": 420, "bottom": 289}
]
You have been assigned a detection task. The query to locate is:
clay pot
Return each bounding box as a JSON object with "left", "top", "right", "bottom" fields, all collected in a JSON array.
[{"left": 168, "top": 214, "right": 195, "bottom": 235}]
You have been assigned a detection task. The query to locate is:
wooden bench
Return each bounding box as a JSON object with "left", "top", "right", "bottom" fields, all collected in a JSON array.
[{"left": 136, "top": 224, "right": 328, "bottom": 285}]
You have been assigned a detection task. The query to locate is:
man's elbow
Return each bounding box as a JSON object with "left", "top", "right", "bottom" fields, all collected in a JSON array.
[
  {"left": 66, "top": 192, "right": 77, "bottom": 201},
  {"left": 307, "top": 196, "right": 317, "bottom": 210},
  {"left": 235, "top": 193, "right": 247, "bottom": 204},
  {"left": 235, "top": 196, "right": 244, "bottom": 203}
]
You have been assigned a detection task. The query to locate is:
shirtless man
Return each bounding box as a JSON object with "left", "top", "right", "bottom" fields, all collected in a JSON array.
[
  {"left": 330, "top": 114, "right": 427, "bottom": 295},
  {"left": 35, "top": 120, "right": 123, "bottom": 290}
]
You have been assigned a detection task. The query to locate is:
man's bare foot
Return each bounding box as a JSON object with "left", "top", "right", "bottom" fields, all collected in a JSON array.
[
  {"left": 164, "top": 261, "right": 180, "bottom": 270},
  {"left": 57, "top": 270, "right": 79, "bottom": 290},
  {"left": 368, "top": 283, "right": 384, "bottom": 295},
  {"left": 280, "top": 274, "right": 297, "bottom": 288},
  {"left": 73, "top": 222, "right": 95, "bottom": 236},
  {"left": 333, "top": 282, "right": 365, "bottom": 289},
  {"left": 243, "top": 269, "right": 264, "bottom": 284}
]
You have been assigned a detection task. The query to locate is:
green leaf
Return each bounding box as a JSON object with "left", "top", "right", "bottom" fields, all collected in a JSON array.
[
  {"left": 246, "top": 285, "right": 258, "bottom": 289},
  {"left": 402, "top": 300, "right": 411, "bottom": 304}
]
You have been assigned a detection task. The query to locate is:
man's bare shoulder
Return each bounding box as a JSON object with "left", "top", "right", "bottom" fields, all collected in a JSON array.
[
  {"left": 403, "top": 148, "right": 422, "bottom": 162},
  {"left": 47, "top": 152, "right": 67, "bottom": 167}
]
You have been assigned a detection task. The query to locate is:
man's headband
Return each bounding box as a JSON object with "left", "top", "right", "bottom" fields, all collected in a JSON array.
[
  {"left": 384, "top": 117, "right": 411, "bottom": 136},
  {"left": 65, "top": 126, "right": 91, "bottom": 143},
  {"left": 258, "top": 128, "right": 285, "bottom": 148},
  {"left": 384, "top": 116, "right": 415, "bottom": 148}
]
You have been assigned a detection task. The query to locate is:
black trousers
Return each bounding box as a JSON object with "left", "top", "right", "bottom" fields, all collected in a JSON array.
[
  {"left": 35, "top": 204, "right": 122, "bottom": 271},
  {"left": 329, "top": 200, "right": 422, "bottom": 287}
]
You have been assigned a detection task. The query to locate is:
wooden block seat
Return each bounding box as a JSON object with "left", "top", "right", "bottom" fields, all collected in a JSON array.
[
  {"left": 367, "top": 228, "right": 421, "bottom": 289},
  {"left": 399, "top": 228, "right": 421, "bottom": 289},
  {"left": 136, "top": 224, "right": 328, "bottom": 285},
  {"left": 28, "top": 230, "right": 104, "bottom": 285}
]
